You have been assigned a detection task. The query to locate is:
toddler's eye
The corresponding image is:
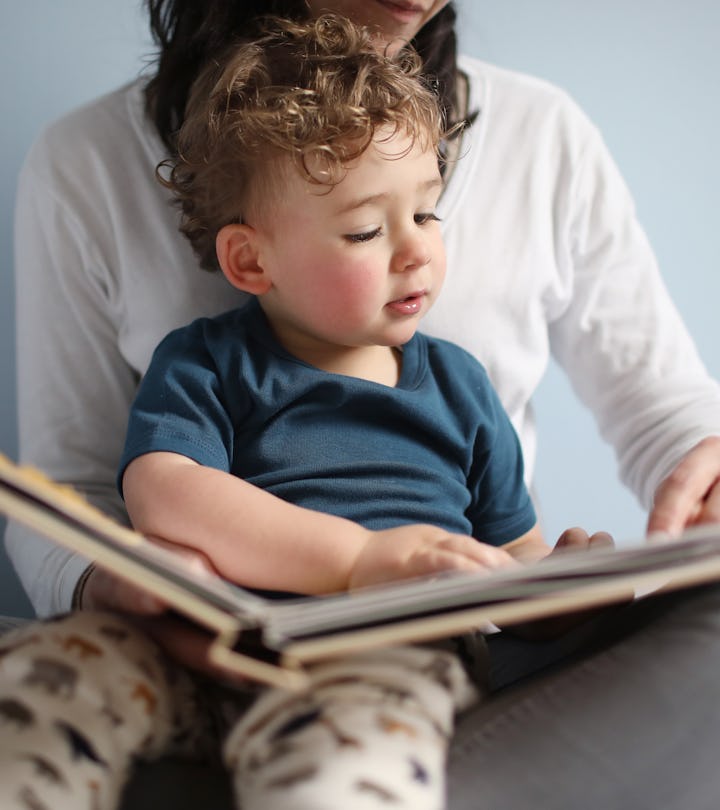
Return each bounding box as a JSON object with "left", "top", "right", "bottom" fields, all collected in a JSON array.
[
  {"left": 344, "top": 227, "right": 382, "bottom": 244},
  {"left": 414, "top": 212, "right": 441, "bottom": 226}
]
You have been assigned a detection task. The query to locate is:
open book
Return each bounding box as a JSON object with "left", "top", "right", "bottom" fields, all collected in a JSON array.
[{"left": 3, "top": 452, "right": 720, "bottom": 690}]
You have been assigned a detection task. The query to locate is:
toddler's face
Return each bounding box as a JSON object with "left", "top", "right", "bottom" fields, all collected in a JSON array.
[{"left": 253, "top": 128, "right": 446, "bottom": 358}]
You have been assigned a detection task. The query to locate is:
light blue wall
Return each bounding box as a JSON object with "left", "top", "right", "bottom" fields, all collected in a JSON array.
[{"left": 1, "top": 2, "right": 718, "bottom": 616}]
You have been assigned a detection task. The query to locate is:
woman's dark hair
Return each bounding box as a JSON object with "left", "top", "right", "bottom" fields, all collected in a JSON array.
[{"left": 144, "top": 0, "right": 460, "bottom": 152}]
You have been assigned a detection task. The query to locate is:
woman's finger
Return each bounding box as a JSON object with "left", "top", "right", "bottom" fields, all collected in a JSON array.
[{"left": 647, "top": 437, "right": 720, "bottom": 536}]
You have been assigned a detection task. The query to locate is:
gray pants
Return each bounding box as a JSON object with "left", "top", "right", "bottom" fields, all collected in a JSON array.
[{"left": 448, "top": 582, "right": 720, "bottom": 809}]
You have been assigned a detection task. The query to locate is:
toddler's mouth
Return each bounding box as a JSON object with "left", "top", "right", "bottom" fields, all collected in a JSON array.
[{"left": 387, "top": 290, "right": 426, "bottom": 315}]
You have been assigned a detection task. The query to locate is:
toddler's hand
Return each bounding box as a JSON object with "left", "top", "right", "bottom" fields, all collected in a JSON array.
[
  {"left": 551, "top": 526, "right": 614, "bottom": 555},
  {"left": 348, "top": 524, "right": 517, "bottom": 590}
]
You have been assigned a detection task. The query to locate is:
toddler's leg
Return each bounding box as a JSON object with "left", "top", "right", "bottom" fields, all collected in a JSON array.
[
  {"left": 0, "top": 611, "right": 209, "bottom": 810},
  {"left": 224, "top": 646, "right": 479, "bottom": 810}
]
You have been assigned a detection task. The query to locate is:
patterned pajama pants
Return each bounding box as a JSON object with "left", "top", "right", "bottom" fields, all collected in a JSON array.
[{"left": 0, "top": 612, "right": 478, "bottom": 810}]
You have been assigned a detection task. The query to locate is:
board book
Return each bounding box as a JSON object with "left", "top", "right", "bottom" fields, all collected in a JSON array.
[{"left": 2, "top": 453, "right": 720, "bottom": 690}]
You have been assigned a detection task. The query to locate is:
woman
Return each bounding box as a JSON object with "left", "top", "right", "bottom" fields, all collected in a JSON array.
[
  {"left": 5, "top": 2, "right": 720, "bottom": 808},
  {"left": 9, "top": 0, "right": 720, "bottom": 617}
]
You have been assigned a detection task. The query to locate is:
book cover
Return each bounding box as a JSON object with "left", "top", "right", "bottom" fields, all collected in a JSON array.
[{"left": 3, "top": 453, "right": 720, "bottom": 689}]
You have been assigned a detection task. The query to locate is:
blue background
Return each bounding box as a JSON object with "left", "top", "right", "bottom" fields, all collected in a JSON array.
[{"left": 1, "top": 1, "right": 718, "bottom": 616}]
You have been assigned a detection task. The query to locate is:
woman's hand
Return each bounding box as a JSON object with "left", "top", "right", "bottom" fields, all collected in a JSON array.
[
  {"left": 79, "top": 565, "right": 165, "bottom": 614},
  {"left": 647, "top": 436, "right": 720, "bottom": 537},
  {"left": 79, "top": 535, "right": 217, "bottom": 613},
  {"left": 348, "top": 524, "right": 518, "bottom": 590},
  {"left": 77, "top": 540, "right": 251, "bottom": 684}
]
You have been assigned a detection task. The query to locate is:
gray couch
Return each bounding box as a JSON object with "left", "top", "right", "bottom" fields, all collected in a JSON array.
[{"left": 122, "top": 757, "right": 233, "bottom": 809}]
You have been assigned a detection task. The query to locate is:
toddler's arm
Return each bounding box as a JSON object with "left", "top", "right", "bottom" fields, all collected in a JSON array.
[{"left": 122, "top": 451, "right": 518, "bottom": 594}]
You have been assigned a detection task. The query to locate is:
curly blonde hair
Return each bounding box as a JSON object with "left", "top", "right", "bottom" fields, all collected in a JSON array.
[{"left": 159, "top": 14, "right": 449, "bottom": 271}]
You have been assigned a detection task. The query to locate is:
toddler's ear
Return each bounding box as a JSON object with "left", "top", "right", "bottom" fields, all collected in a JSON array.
[{"left": 216, "top": 224, "right": 272, "bottom": 295}]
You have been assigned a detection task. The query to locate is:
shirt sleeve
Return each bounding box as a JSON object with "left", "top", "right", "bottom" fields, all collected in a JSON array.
[
  {"left": 118, "top": 323, "right": 238, "bottom": 493},
  {"left": 549, "top": 118, "right": 720, "bottom": 507},
  {"left": 5, "top": 146, "right": 139, "bottom": 616}
]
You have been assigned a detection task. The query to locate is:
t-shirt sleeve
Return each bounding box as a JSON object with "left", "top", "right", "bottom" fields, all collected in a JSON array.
[
  {"left": 117, "top": 323, "right": 236, "bottom": 495},
  {"left": 466, "top": 377, "right": 537, "bottom": 545}
]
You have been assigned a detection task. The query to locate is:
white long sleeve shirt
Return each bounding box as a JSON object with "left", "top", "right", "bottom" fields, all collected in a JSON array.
[{"left": 8, "top": 56, "right": 720, "bottom": 616}]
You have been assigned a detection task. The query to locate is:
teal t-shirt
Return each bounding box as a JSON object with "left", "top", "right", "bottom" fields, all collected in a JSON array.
[{"left": 119, "top": 298, "right": 535, "bottom": 546}]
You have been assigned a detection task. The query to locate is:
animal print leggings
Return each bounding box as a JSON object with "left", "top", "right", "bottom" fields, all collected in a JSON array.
[{"left": 0, "top": 611, "right": 478, "bottom": 810}]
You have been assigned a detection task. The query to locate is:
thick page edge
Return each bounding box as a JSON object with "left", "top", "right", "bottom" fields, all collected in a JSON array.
[
  {"left": 0, "top": 454, "right": 267, "bottom": 629},
  {"left": 277, "top": 554, "right": 720, "bottom": 665}
]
